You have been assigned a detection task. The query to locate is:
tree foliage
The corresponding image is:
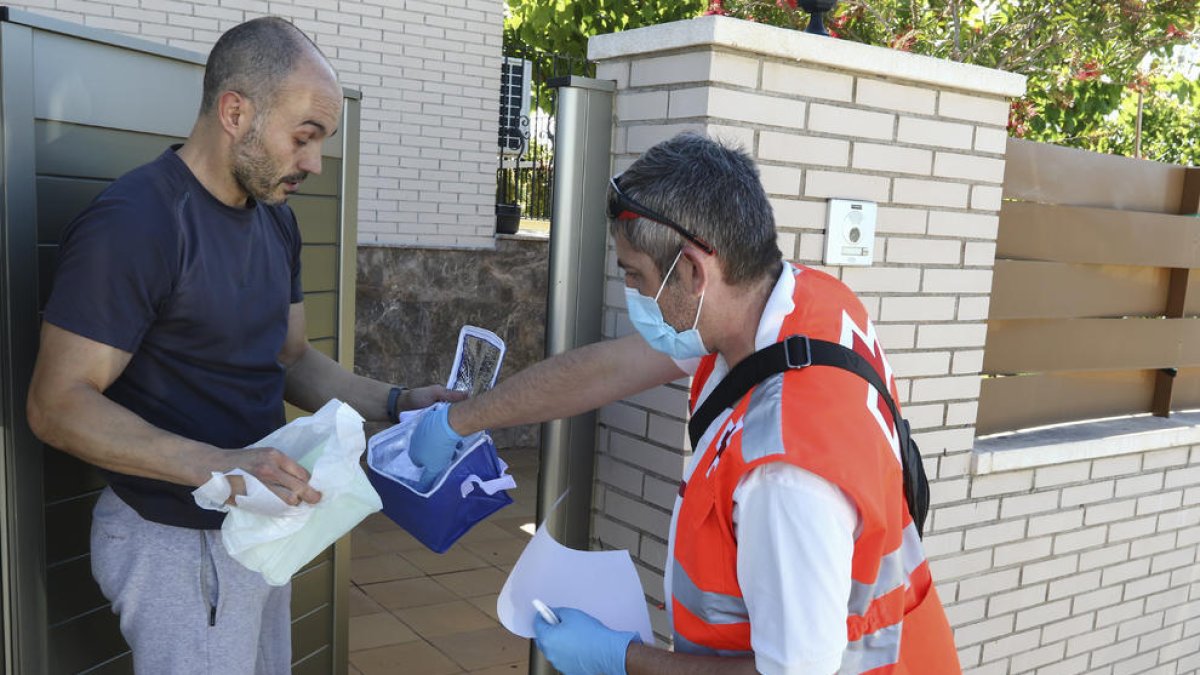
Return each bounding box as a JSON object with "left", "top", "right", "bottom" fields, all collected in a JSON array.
[
  {"left": 506, "top": 0, "right": 1200, "bottom": 163},
  {"left": 824, "top": 0, "right": 1199, "bottom": 156},
  {"left": 1092, "top": 72, "right": 1200, "bottom": 165},
  {"left": 504, "top": 0, "right": 706, "bottom": 61}
]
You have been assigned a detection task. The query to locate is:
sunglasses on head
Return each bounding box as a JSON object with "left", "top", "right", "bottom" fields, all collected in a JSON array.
[{"left": 606, "top": 176, "right": 715, "bottom": 255}]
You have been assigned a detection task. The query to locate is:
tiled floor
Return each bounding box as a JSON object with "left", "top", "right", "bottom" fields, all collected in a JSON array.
[{"left": 348, "top": 447, "right": 540, "bottom": 675}]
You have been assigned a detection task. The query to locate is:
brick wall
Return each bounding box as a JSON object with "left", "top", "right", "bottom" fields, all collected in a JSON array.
[
  {"left": 953, "top": 432, "right": 1200, "bottom": 674},
  {"left": 12, "top": 0, "right": 503, "bottom": 248}
]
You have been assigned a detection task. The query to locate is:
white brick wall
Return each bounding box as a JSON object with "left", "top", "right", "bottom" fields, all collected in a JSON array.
[
  {"left": 945, "top": 446, "right": 1200, "bottom": 674},
  {"left": 13, "top": 0, "right": 504, "bottom": 248}
]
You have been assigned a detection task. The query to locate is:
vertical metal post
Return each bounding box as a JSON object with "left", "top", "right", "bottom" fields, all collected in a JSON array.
[
  {"left": 331, "top": 90, "right": 362, "bottom": 675},
  {"left": 530, "top": 76, "right": 614, "bottom": 675}
]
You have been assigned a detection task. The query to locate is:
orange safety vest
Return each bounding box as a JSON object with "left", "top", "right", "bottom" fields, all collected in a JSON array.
[{"left": 671, "top": 264, "right": 959, "bottom": 674}]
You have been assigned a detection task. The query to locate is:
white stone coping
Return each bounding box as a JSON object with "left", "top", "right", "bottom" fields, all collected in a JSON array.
[
  {"left": 588, "top": 15, "right": 1027, "bottom": 98},
  {"left": 497, "top": 231, "right": 550, "bottom": 242},
  {"left": 972, "top": 411, "right": 1200, "bottom": 474}
]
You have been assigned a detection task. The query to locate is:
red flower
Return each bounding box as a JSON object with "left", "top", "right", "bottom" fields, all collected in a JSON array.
[
  {"left": 1167, "top": 24, "right": 1190, "bottom": 39},
  {"left": 1127, "top": 71, "right": 1152, "bottom": 92},
  {"left": 776, "top": 0, "right": 798, "bottom": 7},
  {"left": 704, "top": 0, "right": 727, "bottom": 15},
  {"left": 1074, "top": 60, "right": 1102, "bottom": 81},
  {"left": 889, "top": 29, "right": 917, "bottom": 52},
  {"left": 1007, "top": 98, "right": 1038, "bottom": 137}
]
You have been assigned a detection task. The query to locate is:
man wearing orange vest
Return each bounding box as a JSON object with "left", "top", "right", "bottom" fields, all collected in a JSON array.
[{"left": 410, "top": 133, "right": 960, "bottom": 674}]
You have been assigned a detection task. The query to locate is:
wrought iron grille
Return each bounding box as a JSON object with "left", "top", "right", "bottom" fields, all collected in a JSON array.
[{"left": 496, "top": 44, "right": 593, "bottom": 229}]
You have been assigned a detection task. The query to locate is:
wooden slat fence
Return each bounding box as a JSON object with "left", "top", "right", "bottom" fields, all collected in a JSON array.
[{"left": 977, "top": 138, "right": 1200, "bottom": 435}]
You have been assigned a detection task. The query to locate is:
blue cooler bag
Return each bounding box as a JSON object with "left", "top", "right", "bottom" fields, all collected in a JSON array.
[{"left": 366, "top": 408, "right": 515, "bottom": 553}]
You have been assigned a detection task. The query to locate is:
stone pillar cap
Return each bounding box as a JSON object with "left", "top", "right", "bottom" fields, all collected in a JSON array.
[{"left": 588, "top": 15, "right": 1027, "bottom": 99}]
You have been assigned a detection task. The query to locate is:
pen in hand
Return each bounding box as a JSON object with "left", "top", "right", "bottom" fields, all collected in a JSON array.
[{"left": 532, "top": 598, "right": 560, "bottom": 625}]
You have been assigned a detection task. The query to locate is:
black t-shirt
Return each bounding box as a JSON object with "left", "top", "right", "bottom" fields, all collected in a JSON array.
[{"left": 44, "top": 147, "right": 304, "bottom": 529}]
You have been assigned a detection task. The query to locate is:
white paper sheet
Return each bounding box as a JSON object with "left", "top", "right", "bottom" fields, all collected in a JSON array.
[{"left": 497, "top": 522, "right": 654, "bottom": 642}]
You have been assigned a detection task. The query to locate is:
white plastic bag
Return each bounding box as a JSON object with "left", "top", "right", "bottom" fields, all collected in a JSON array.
[{"left": 192, "top": 399, "right": 382, "bottom": 585}]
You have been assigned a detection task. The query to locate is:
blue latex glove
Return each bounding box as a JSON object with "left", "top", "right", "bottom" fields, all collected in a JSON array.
[
  {"left": 534, "top": 607, "right": 639, "bottom": 675},
  {"left": 408, "top": 403, "right": 465, "bottom": 491}
]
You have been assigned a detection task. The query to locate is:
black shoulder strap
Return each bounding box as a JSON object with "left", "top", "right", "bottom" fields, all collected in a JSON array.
[
  {"left": 688, "top": 336, "right": 902, "bottom": 448},
  {"left": 687, "top": 335, "right": 928, "bottom": 536}
]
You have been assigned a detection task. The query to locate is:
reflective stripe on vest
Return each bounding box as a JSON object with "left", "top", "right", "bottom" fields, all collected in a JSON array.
[
  {"left": 741, "top": 373, "right": 786, "bottom": 462},
  {"left": 848, "top": 521, "right": 925, "bottom": 619},
  {"left": 842, "top": 621, "right": 903, "bottom": 674},
  {"left": 672, "top": 559, "right": 749, "bottom": 625}
]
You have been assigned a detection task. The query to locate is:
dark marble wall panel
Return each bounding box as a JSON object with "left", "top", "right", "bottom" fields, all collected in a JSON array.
[{"left": 354, "top": 238, "right": 549, "bottom": 448}]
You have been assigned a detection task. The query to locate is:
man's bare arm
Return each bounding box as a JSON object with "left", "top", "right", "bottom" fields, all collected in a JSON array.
[
  {"left": 626, "top": 644, "right": 758, "bottom": 675},
  {"left": 447, "top": 333, "right": 685, "bottom": 435},
  {"left": 280, "top": 302, "right": 462, "bottom": 419},
  {"left": 26, "top": 322, "right": 317, "bottom": 503}
]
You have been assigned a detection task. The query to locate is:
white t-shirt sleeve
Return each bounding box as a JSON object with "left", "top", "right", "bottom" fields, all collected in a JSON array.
[
  {"left": 672, "top": 356, "right": 702, "bottom": 376},
  {"left": 733, "top": 462, "right": 859, "bottom": 675}
]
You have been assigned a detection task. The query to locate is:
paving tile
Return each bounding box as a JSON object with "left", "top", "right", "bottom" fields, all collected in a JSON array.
[
  {"left": 402, "top": 545, "right": 490, "bottom": 575},
  {"left": 508, "top": 483, "right": 536, "bottom": 505},
  {"left": 434, "top": 567, "right": 509, "bottom": 598},
  {"left": 454, "top": 520, "right": 519, "bottom": 545},
  {"left": 504, "top": 498, "right": 536, "bottom": 519},
  {"left": 468, "top": 663, "right": 528, "bottom": 675},
  {"left": 459, "top": 538, "right": 527, "bottom": 568},
  {"left": 370, "top": 528, "right": 430, "bottom": 553},
  {"left": 349, "top": 584, "right": 386, "bottom": 617},
  {"left": 363, "top": 576, "right": 458, "bottom": 610},
  {"left": 465, "top": 594, "right": 500, "bottom": 623},
  {"left": 429, "top": 626, "right": 531, "bottom": 671},
  {"left": 352, "top": 529, "right": 386, "bottom": 559},
  {"left": 350, "top": 640, "right": 463, "bottom": 675},
  {"left": 349, "top": 612, "right": 419, "bottom": 651},
  {"left": 359, "top": 512, "right": 402, "bottom": 533},
  {"left": 489, "top": 515, "right": 537, "bottom": 540},
  {"left": 395, "top": 599, "right": 498, "bottom": 639},
  {"left": 351, "top": 553, "right": 424, "bottom": 585}
]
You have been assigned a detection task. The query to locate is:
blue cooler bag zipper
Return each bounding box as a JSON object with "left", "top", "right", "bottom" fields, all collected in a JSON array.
[{"left": 366, "top": 407, "right": 515, "bottom": 553}]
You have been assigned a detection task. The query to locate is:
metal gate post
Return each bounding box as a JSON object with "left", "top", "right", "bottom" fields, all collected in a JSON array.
[{"left": 531, "top": 75, "right": 614, "bottom": 675}]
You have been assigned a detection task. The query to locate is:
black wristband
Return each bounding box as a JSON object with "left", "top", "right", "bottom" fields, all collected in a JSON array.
[{"left": 386, "top": 386, "right": 406, "bottom": 424}]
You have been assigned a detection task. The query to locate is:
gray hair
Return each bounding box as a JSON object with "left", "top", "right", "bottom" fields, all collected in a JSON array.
[
  {"left": 200, "top": 17, "right": 326, "bottom": 115},
  {"left": 609, "top": 133, "right": 781, "bottom": 287}
]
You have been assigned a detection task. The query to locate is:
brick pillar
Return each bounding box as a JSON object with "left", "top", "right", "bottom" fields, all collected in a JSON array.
[{"left": 586, "top": 15, "right": 1025, "bottom": 644}]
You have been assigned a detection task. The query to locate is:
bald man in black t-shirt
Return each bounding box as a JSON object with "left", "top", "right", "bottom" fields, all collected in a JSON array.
[{"left": 26, "top": 17, "right": 462, "bottom": 674}]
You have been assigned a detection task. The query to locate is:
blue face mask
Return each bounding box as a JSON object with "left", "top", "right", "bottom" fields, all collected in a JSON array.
[{"left": 625, "top": 250, "right": 710, "bottom": 360}]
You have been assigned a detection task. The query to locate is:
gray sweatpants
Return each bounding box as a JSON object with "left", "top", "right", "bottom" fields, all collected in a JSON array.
[{"left": 90, "top": 487, "right": 291, "bottom": 675}]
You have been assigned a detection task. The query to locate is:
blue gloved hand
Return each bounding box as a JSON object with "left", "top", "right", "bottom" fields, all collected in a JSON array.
[
  {"left": 408, "top": 403, "right": 465, "bottom": 490},
  {"left": 533, "top": 607, "right": 639, "bottom": 675}
]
